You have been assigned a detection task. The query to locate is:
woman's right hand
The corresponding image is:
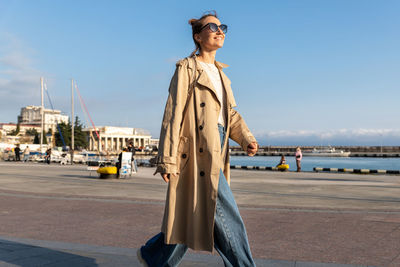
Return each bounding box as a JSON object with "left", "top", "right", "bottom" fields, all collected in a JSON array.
[{"left": 161, "top": 173, "right": 170, "bottom": 183}]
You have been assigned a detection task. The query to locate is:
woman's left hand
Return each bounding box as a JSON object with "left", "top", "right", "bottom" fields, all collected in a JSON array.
[{"left": 247, "top": 142, "right": 258, "bottom": 156}]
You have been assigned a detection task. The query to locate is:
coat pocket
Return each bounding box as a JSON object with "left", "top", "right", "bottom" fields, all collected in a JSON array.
[{"left": 177, "top": 136, "right": 190, "bottom": 173}]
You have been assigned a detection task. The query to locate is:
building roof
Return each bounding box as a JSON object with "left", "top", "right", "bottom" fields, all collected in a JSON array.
[
  {"left": 0, "top": 123, "right": 42, "bottom": 127},
  {"left": 83, "top": 126, "right": 151, "bottom": 136}
]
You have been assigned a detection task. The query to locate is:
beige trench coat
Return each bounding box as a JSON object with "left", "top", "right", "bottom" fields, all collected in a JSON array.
[{"left": 155, "top": 57, "right": 257, "bottom": 252}]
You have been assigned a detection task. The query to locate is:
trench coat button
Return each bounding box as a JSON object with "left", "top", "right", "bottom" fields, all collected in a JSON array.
[
  {"left": 200, "top": 102, "right": 205, "bottom": 107},
  {"left": 182, "top": 153, "right": 187, "bottom": 158},
  {"left": 200, "top": 171, "right": 205, "bottom": 176},
  {"left": 199, "top": 125, "right": 203, "bottom": 130},
  {"left": 199, "top": 148, "right": 203, "bottom": 153}
]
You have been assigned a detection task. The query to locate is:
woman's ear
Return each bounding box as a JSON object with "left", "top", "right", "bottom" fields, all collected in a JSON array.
[{"left": 194, "top": 33, "right": 201, "bottom": 43}]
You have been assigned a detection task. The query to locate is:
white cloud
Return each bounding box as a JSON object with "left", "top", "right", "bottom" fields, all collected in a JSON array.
[
  {"left": 255, "top": 129, "right": 400, "bottom": 138},
  {"left": 253, "top": 129, "right": 400, "bottom": 146},
  {"left": 0, "top": 32, "right": 43, "bottom": 120}
]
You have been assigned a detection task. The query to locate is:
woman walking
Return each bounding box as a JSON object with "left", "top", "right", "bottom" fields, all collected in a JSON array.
[
  {"left": 138, "top": 11, "right": 258, "bottom": 267},
  {"left": 23, "top": 146, "right": 30, "bottom": 162},
  {"left": 295, "top": 147, "right": 302, "bottom": 172}
]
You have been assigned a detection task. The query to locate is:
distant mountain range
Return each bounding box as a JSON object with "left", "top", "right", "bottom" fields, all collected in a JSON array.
[{"left": 250, "top": 129, "right": 400, "bottom": 146}]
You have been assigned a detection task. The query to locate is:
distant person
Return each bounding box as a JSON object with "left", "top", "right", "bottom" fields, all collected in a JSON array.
[
  {"left": 295, "top": 147, "right": 302, "bottom": 172},
  {"left": 45, "top": 148, "right": 52, "bottom": 164},
  {"left": 127, "top": 141, "right": 136, "bottom": 156},
  {"left": 105, "top": 150, "right": 111, "bottom": 161},
  {"left": 277, "top": 155, "right": 286, "bottom": 166},
  {"left": 117, "top": 147, "right": 129, "bottom": 177},
  {"left": 23, "top": 146, "right": 30, "bottom": 162},
  {"left": 14, "top": 145, "right": 21, "bottom": 161},
  {"left": 127, "top": 141, "right": 138, "bottom": 172},
  {"left": 138, "top": 11, "right": 258, "bottom": 267}
]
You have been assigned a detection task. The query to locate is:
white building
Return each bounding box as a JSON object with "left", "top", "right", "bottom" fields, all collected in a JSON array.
[
  {"left": 18, "top": 105, "right": 69, "bottom": 132},
  {"left": 0, "top": 123, "right": 41, "bottom": 135},
  {"left": 150, "top": 138, "right": 159, "bottom": 147},
  {"left": 84, "top": 126, "right": 152, "bottom": 152},
  {"left": 0, "top": 123, "right": 53, "bottom": 145}
]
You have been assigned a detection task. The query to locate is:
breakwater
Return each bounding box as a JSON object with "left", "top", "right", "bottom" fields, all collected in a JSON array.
[
  {"left": 230, "top": 146, "right": 400, "bottom": 157},
  {"left": 230, "top": 155, "right": 400, "bottom": 172},
  {"left": 230, "top": 165, "right": 400, "bottom": 175},
  {"left": 230, "top": 151, "right": 400, "bottom": 157},
  {"left": 313, "top": 167, "right": 400, "bottom": 175}
]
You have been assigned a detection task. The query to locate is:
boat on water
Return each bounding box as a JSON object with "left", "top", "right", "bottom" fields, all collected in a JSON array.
[{"left": 302, "top": 147, "right": 351, "bottom": 157}]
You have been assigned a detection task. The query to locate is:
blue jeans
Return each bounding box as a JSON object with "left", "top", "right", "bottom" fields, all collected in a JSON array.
[{"left": 140, "top": 124, "right": 256, "bottom": 267}]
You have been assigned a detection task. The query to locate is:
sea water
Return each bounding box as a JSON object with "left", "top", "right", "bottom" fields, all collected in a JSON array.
[{"left": 230, "top": 156, "right": 400, "bottom": 172}]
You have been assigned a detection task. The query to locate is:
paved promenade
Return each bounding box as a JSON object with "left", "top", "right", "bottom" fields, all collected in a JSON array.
[{"left": 0, "top": 162, "right": 399, "bottom": 266}]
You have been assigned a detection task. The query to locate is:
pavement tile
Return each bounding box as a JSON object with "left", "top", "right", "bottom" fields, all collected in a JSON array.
[
  {"left": 363, "top": 227, "right": 400, "bottom": 266},
  {"left": 295, "top": 262, "right": 368, "bottom": 267},
  {"left": 387, "top": 254, "right": 400, "bottom": 267}
]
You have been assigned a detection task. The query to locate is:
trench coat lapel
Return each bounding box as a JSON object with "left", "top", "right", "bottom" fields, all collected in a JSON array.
[
  {"left": 218, "top": 70, "right": 237, "bottom": 109},
  {"left": 195, "top": 60, "right": 237, "bottom": 108},
  {"left": 193, "top": 59, "right": 236, "bottom": 158},
  {"left": 195, "top": 66, "right": 219, "bottom": 104},
  {"left": 215, "top": 62, "right": 237, "bottom": 163},
  {"left": 220, "top": 71, "right": 231, "bottom": 161}
]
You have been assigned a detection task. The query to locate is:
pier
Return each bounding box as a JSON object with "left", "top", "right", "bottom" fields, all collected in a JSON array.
[{"left": 230, "top": 145, "right": 400, "bottom": 157}]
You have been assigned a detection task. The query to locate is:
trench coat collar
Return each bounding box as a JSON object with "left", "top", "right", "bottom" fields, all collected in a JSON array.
[
  {"left": 186, "top": 55, "right": 229, "bottom": 70},
  {"left": 187, "top": 56, "right": 231, "bottom": 106},
  {"left": 215, "top": 61, "right": 229, "bottom": 69}
]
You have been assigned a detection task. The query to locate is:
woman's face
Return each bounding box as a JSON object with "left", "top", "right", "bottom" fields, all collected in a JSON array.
[{"left": 195, "top": 16, "right": 225, "bottom": 52}]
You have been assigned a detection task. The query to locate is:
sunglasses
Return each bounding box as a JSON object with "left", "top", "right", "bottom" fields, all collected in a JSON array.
[{"left": 200, "top": 23, "right": 228, "bottom": 34}]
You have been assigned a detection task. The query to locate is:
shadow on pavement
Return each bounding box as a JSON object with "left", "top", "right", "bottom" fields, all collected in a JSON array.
[
  {"left": 60, "top": 174, "right": 100, "bottom": 180},
  {"left": 0, "top": 239, "right": 98, "bottom": 266},
  {"left": 61, "top": 174, "right": 131, "bottom": 181}
]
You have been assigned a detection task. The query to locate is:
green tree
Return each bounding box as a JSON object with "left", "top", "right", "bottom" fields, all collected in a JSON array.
[
  {"left": 33, "top": 131, "right": 48, "bottom": 144},
  {"left": 55, "top": 122, "right": 70, "bottom": 147},
  {"left": 10, "top": 124, "right": 20, "bottom": 136},
  {"left": 34, "top": 133, "right": 40, "bottom": 144},
  {"left": 26, "top": 128, "right": 38, "bottom": 136},
  {"left": 73, "top": 116, "right": 88, "bottom": 149},
  {"left": 42, "top": 130, "right": 48, "bottom": 144},
  {"left": 55, "top": 116, "right": 88, "bottom": 149}
]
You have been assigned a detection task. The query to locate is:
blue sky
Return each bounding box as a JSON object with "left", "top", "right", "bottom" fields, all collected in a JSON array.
[{"left": 0, "top": 0, "right": 399, "bottom": 145}]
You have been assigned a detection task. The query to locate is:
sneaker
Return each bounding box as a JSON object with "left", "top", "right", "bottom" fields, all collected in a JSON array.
[{"left": 136, "top": 248, "right": 149, "bottom": 267}]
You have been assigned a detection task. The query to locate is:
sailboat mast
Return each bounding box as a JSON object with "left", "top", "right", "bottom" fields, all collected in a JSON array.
[
  {"left": 40, "top": 77, "right": 44, "bottom": 152},
  {"left": 71, "top": 79, "right": 74, "bottom": 164}
]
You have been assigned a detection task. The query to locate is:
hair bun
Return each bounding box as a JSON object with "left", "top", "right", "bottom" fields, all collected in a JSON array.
[{"left": 188, "top": 18, "right": 197, "bottom": 26}]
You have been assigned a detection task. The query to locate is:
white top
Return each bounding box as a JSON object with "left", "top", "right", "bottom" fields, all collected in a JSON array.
[{"left": 198, "top": 61, "right": 226, "bottom": 127}]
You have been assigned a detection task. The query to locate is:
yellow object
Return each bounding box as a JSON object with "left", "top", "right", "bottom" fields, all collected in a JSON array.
[
  {"left": 97, "top": 166, "right": 117, "bottom": 174},
  {"left": 277, "top": 164, "right": 289, "bottom": 170}
]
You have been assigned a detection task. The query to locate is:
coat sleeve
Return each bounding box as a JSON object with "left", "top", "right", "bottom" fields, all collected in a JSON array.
[
  {"left": 155, "top": 61, "right": 189, "bottom": 175},
  {"left": 229, "top": 108, "right": 257, "bottom": 152}
]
